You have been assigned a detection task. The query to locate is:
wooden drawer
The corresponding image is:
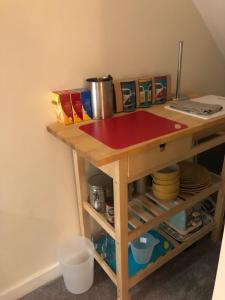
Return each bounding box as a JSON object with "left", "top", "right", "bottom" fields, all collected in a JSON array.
[
  {"left": 191, "top": 124, "right": 225, "bottom": 157},
  {"left": 193, "top": 123, "right": 225, "bottom": 141},
  {"left": 128, "top": 136, "right": 192, "bottom": 181}
]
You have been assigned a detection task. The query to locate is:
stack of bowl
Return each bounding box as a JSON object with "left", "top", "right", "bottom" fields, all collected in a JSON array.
[{"left": 152, "top": 165, "right": 180, "bottom": 201}]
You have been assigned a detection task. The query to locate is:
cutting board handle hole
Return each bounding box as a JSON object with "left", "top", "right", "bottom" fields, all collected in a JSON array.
[
  {"left": 160, "top": 143, "right": 166, "bottom": 152},
  {"left": 175, "top": 124, "right": 182, "bottom": 129}
]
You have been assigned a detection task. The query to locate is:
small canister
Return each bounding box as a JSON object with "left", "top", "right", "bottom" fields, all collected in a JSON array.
[
  {"left": 88, "top": 173, "right": 113, "bottom": 213},
  {"left": 105, "top": 196, "right": 114, "bottom": 225}
]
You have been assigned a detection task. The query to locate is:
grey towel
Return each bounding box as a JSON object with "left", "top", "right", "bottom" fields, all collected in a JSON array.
[{"left": 169, "top": 100, "right": 223, "bottom": 116}]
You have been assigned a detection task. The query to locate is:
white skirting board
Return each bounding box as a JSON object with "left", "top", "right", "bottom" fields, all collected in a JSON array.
[{"left": 0, "top": 263, "right": 61, "bottom": 300}]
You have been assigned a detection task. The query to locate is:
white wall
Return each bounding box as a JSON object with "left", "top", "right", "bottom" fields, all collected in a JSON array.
[
  {"left": 1, "top": 0, "right": 225, "bottom": 298},
  {"left": 193, "top": 0, "right": 225, "bottom": 59}
]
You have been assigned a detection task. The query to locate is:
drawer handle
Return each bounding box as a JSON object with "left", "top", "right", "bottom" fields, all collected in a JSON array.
[
  {"left": 160, "top": 143, "right": 166, "bottom": 152},
  {"left": 194, "top": 131, "right": 225, "bottom": 146},
  {"left": 192, "top": 131, "right": 225, "bottom": 154}
]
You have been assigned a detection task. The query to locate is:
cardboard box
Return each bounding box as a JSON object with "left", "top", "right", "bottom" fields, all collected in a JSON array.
[
  {"left": 113, "top": 74, "right": 171, "bottom": 112},
  {"left": 70, "top": 90, "right": 83, "bottom": 123},
  {"left": 135, "top": 77, "right": 153, "bottom": 108},
  {"left": 80, "top": 89, "right": 93, "bottom": 120},
  {"left": 153, "top": 74, "right": 171, "bottom": 104},
  {"left": 71, "top": 89, "right": 93, "bottom": 121},
  {"left": 113, "top": 79, "right": 137, "bottom": 113},
  {"left": 113, "top": 80, "right": 124, "bottom": 112},
  {"left": 51, "top": 90, "right": 74, "bottom": 125},
  {"left": 52, "top": 89, "right": 93, "bottom": 125}
]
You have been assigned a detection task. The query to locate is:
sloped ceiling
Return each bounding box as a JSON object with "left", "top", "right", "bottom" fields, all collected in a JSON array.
[{"left": 193, "top": 0, "right": 225, "bottom": 59}]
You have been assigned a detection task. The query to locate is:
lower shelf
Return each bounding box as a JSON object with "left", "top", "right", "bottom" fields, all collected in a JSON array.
[
  {"left": 129, "top": 222, "right": 215, "bottom": 288},
  {"left": 94, "top": 250, "right": 117, "bottom": 285},
  {"left": 94, "top": 229, "right": 173, "bottom": 277},
  {"left": 93, "top": 222, "right": 215, "bottom": 288},
  {"left": 128, "top": 172, "right": 221, "bottom": 241}
]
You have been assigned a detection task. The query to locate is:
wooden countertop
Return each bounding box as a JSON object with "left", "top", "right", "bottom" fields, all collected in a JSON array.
[{"left": 47, "top": 105, "right": 225, "bottom": 167}]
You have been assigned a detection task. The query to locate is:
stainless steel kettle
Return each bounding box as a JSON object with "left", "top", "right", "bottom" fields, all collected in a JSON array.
[{"left": 86, "top": 75, "right": 114, "bottom": 119}]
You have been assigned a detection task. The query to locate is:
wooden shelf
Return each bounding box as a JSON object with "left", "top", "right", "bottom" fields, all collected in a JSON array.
[
  {"left": 128, "top": 173, "right": 221, "bottom": 242},
  {"left": 93, "top": 222, "right": 215, "bottom": 289},
  {"left": 83, "top": 166, "right": 223, "bottom": 299},
  {"left": 128, "top": 222, "right": 215, "bottom": 288},
  {"left": 94, "top": 250, "right": 117, "bottom": 286},
  {"left": 83, "top": 173, "right": 221, "bottom": 243},
  {"left": 83, "top": 202, "right": 115, "bottom": 239},
  {"left": 87, "top": 172, "right": 217, "bottom": 289}
]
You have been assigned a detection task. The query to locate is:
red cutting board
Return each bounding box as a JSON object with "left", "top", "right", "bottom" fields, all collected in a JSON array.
[{"left": 79, "top": 111, "right": 188, "bottom": 149}]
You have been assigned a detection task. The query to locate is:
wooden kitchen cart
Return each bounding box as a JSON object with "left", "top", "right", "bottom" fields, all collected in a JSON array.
[{"left": 47, "top": 105, "right": 225, "bottom": 300}]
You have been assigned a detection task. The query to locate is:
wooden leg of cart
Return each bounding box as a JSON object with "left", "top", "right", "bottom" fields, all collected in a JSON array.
[
  {"left": 73, "top": 150, "right": 91, "bottom": 237},
  {"left": 114, "top": 158, "right": 129, "bottom": 300},
  {"left": 211, "top": 155, "right": 225, "bottom": 242}
]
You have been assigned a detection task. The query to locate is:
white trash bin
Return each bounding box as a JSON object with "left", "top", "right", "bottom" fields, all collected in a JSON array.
[{"left": 58, "top": 236, "right": 94, "bottom": 294}]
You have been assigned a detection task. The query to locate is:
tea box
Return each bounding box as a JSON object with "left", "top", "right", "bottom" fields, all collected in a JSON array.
[
  {"left": 51, "top": 90, "right": 74, "bottom": 125},
  {"left": 120, "top": 81, "right": 136, "bottom": 112},
  {"left": 52, "top": 89, "right": 93, "bottom": 125},
  {"left": 71, "top": 89, "right": 93, "bottom": 122},
  {"left": 136, "top": 78, "right": 152, "bottom": 108},
  {"left": 153, "top": 76, "right": 167, "bottom": 104}
]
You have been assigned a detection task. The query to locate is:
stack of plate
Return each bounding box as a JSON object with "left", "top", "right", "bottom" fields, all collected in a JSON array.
[
  {"left": 152, "top": 165, "right": 180, "bottom": 201},
  {"left": 178, "top": 161, "right": 211, "bottom": 195}
]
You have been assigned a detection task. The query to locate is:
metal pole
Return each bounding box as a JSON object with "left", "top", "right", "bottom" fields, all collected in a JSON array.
[{"left": 175, "top": 41, "right": 184, "bottom": 100}]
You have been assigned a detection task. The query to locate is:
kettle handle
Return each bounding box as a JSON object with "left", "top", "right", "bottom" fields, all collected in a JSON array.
[{"left": 107, "top": 74, "right": 113, "bottom": 80}]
